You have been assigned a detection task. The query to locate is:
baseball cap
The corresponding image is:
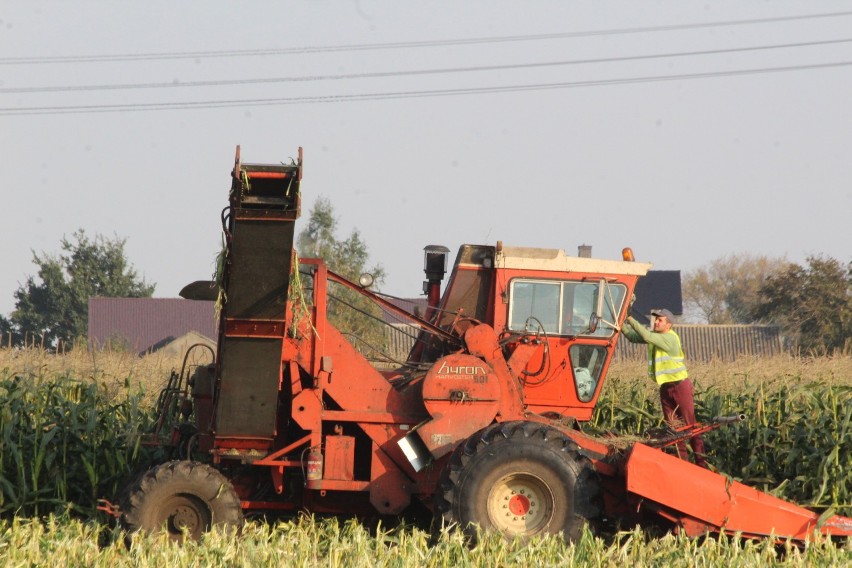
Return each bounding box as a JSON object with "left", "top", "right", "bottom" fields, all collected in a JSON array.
[{"left": 650, "top": 308, "right": 675, "bottom": 320}]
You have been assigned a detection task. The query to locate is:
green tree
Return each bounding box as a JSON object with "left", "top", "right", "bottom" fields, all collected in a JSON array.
[
  {"left": 296, "top": 197, "right": 388, "bottom": 358},
  {"left": 297, "top": 196, "right": 386, "bottom": 283},
  {"left": 682, "top": 254, "right": 788, "bottom": 323},
  {"left": 0, "top": 314, "right": 17, "bottom": 347},
  {"left": 750, "top": 255, "right": 851, "bottom": 353},
  {"left": 10, "top": 230, "right": 155, "bottom": 349}
]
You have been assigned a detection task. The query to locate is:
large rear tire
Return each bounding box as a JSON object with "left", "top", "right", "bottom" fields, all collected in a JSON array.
[
  {"left": 120, "top": 460, "right": 243, "bottom": 541},
  {"left": 435, "top": 421, "right": 600, "bottom": 542}
]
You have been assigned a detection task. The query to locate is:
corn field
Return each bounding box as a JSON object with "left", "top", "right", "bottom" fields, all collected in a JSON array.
[
  {"left": 0, "top": 514, "right": 850, "bottom": 567},
  {"left": 0, "top": 347, "right": 169, "bottom": 517},
  {"left": 0, "top": 347, "right": 850, "bottom": 565},
  {"left": 0, "top": 374, "right": 153, "bottom": 518}
]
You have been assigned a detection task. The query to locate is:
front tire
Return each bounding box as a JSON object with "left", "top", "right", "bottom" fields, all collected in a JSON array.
[
  {"left": 436, "top": 421, "right": 600, "bottom": 542},
  {"left": 120, "top": 460, "right": 243, "bottom": 541}
]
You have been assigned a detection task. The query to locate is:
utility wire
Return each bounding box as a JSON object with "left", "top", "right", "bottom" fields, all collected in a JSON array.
[
  {"left": 1, "top": 10, "right": 851, "bottom": 65},
  {"left": 4, "top": 37, "right": 850, "bottom": 95},
  {"left": 2, "top": 60, "right": 850, "bottom": 116}
]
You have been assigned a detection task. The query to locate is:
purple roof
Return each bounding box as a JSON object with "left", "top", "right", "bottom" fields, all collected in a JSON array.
[{"left": 88, "top": 297, "right": 216, "bottom": 353}]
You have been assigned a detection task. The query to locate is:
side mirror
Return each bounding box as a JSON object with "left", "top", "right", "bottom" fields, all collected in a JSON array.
[{"left": 588, "top": 313, "right": 599, "bottom": 333}]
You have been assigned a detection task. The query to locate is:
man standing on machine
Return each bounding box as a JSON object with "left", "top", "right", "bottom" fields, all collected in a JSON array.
[{"left": 621, "top": 308, "right": 708, "bottom": 469}]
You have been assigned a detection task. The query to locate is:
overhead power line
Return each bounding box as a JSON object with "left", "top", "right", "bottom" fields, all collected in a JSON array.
[
  {"left": 2, "top": 60, "right": 850, "bottom": 116},
  {"left": 1, "top": 10, "right": 851, "bottom": 65},
  {"left": 3, "top": 37, "right": 850, "bottom": 95}
]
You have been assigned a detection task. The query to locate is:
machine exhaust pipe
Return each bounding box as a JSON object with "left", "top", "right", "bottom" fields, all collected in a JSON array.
[{"left": 422, "top": 245, "right": 450, "bottom": 323}]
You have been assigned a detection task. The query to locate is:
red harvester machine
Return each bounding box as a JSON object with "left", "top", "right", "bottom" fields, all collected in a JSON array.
[{"left": 114, "top": 147, "right": 852, "bottom": 543}]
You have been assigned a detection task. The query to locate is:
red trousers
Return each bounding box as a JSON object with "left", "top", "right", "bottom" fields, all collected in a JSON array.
[{"left": 659, "top": 378, "right": 707, "bottom": 467}]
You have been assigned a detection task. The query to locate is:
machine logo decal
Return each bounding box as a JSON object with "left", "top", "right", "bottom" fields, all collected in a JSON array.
[{"left": 436, "top": 361, "right": 488, "bottom": 379}]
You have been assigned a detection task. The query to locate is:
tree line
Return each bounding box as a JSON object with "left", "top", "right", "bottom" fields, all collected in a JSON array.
[
  {"left": 682, "top": 254, "right": 851, "bottom": 354},
  {"left": 1, "top": 208, "right": 849, "bottom": 355}
]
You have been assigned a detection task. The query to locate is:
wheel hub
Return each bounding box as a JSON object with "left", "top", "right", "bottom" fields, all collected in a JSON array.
[
  {"left": 158, "top": 493, "right": 212, "bottom": 540},
  {"left": 171, "top": 504, "right": 201, "bottom": 533},
  {"left": 508, "top": 493, "right": 531, "bottom": 516},
  {"left": 487, "top": 473, "right": 554, "bottom": 536}
]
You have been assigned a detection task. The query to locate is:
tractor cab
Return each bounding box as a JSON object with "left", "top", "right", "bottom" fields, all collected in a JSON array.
[{"left": 419, "top": 242, "right": 651, "bottom": 420}]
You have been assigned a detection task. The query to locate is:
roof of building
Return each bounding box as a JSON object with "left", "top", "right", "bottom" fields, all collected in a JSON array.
[
  {"left": 88, "top": 297, "right": 216, "bottom": 354},
  {"left": 147, "top": 330, "right": 217, "bottom": 358},
  {"left": 632, "top": 270, "right": 683, "bottom": 324}
]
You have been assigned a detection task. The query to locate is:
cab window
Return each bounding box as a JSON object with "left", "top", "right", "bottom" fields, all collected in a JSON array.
[
  {"left": 570, "top": 344, "right": 606, "bottom": 401},
  {"left": 508, "top": 279, "right": 627, "bottom": 337}
]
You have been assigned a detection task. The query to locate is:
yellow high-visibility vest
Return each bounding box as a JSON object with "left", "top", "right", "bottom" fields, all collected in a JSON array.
[{"left": 647, "top": 329, "right": 688, "bottom": 385}]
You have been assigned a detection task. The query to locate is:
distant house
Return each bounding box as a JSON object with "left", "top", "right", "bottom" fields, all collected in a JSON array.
[
  {"left": 632, "top": 270, "right": 683, "bottom": 324},
  {"left": 88, "top": 297, "right": 216, "bottom": 355}
]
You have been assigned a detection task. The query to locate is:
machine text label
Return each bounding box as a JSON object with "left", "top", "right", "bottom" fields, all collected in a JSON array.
[{"left": 436, "top": 361, "right": 488, "bottom": 379}]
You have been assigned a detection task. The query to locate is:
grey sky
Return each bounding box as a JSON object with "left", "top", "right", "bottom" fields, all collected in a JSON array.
[{"left": 1, "top": 2, "right": 850, "bottom": 318}]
